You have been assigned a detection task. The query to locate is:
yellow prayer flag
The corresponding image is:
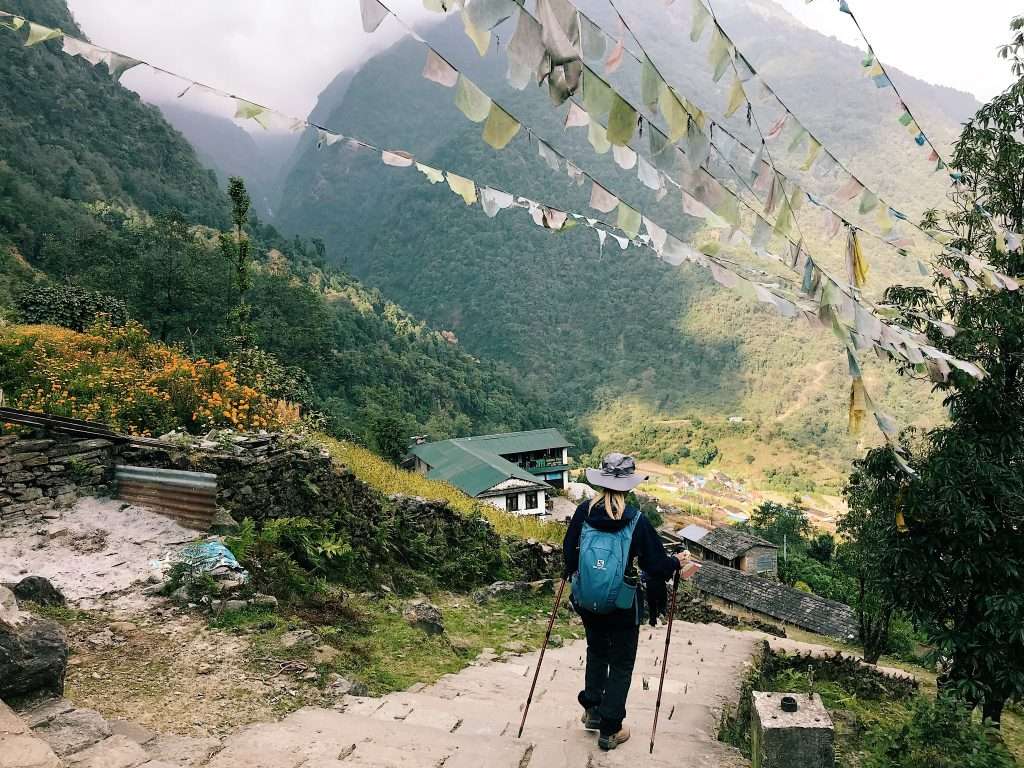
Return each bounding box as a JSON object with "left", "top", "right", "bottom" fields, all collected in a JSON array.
[
  {"left": 482, "top": 103, "right": 521, "bottom": 149},
  {"left": 446, "top": 172, "right": 478, "bottom": 205},
  {"left": 724, "top": 76, "right": 745, "bottom": 118}
]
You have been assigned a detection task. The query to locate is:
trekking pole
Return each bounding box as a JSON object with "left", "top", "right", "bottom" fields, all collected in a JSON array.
[
  {"left": 650, "top": 569, "right": 681, "bottom": 754},
  {"left": 517, "top": 576, "right": 567, "bottom": 739}
]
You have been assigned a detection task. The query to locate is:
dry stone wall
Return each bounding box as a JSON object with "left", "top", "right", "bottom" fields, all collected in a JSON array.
[{"left": 0, "top": 433, "right": 117, "bottom": 525}]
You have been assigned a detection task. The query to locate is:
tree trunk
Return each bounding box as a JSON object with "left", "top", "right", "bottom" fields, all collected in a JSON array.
[{"left": 982, "top": 696, "right": 1005, "bottom": 727}]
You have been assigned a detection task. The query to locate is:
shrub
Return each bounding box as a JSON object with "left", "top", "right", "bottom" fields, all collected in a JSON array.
[
  {"left": 863, "top": 696, "right": 1015, "bottom": 768},
  {"left": 691, "top": 437, "right": 719, "bottom": 467},
  {"left": 0, "top": 321, "right": 299, "bottom": 435},
  {"left": 16, "top": 283, "right": 128, "bottom": 331}
]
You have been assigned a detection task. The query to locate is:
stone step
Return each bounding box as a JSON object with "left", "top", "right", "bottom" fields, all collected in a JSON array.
[
  {"left": 64, "top": 734, "right": 149, "bottom": 768},
  {"left": 205, "top": 708, "right": 530, "bottom": 768}
]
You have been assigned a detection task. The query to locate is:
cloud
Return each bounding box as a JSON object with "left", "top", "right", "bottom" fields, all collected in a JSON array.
[{"left": 66, "top": 0, "right": 436, "bottom": 117}]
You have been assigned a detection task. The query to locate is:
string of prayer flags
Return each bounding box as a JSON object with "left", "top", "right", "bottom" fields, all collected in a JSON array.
[
  {"left": 479, "top": 187, "right": 514, "bottom": 217},
  {"left": 446, "top": 172, "right": 478, "bottom": 205},
  {"left": 360, "top": 0, "right": 389, "bottom": 33},
  {"left": 454, "top": 75, "right": 492, "bottom": 122},
  {"left": 482, "top": 103, "right": 521, "bottom": 149},
  {"left": 0, "top": 12, "right": 24, "bottom": 29},
  {"left": 507, "top": 9, "right": 544, "bottom": 90},
  {"left": 24, "top": 21, "right": 60, "bottom": 46},
  {"left": 62, "top": 37, "right": 140, "bottom": 81},
  {"left": 233, "top": 99, "right": 267, "bottom": 122},
  {"left": 846, "top": 226, "right": 869, "bottom": 288}
]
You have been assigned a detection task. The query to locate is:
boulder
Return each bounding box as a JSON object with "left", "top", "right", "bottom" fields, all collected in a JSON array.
[
  {"left": 472, "top": 581, "right": 529, "bottom": 604},
  {"left": 403, "top": 600, "right": 444, "bottom": 636},
  {"left": 9, "top": 578, "right": 65, "bottom": 609},
  {"left": 0, "top": 586, "right": 22, "bottom": 628},
  {"left": 312, "top": 645, "right": 341, "bottom": 665},
  {"left": 31, "top": 708, "right": 110, "bottom": 757},
  {"left": 279, "top": 630, "right": 316, "bottom": 650},
  {"left": 0, "top": 616, "right": 69, "bottom": 700}
]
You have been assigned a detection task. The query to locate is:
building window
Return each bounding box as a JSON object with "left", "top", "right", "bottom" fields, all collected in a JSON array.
[
  {"left": 507, "top": 494, "right": 520, "bottom": 512},
  {"left": 756, "top": 554, "right": 775, "bottom": 573},
  {"left": 525, "top": 491, "right": 538, "bottom": 510}
]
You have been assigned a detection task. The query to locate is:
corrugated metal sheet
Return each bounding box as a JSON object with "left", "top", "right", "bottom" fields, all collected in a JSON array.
[{"left": 115, "top": 465, "right": 217, "bottom": 530}]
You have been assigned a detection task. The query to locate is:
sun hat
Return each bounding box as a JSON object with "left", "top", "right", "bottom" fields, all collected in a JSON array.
[{"left": 585, "top": 452, "right": 648, "bottom": 493}]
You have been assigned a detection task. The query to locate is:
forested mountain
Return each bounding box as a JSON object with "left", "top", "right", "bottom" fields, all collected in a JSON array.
[
  {"left": 156, "top": 103, "right": 299, "bottom": 219},
  {"left": 0, "top": 0, "right": 563, "bottom": 453},
  {"left": 272, "top": 0, "right": 971, "bottom": 484}
]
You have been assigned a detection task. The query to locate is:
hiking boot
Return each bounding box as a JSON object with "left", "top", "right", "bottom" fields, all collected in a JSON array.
[
  {"left": 598, "top": 726, "right": 630, "bottom": 750},
  {"left": 581, "top": 707, "right": 600, "bottom": 730}
]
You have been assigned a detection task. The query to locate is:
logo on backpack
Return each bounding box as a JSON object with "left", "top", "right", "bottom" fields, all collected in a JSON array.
[{"left": 571, "top": 514, "right": 641, "bottom": 614}]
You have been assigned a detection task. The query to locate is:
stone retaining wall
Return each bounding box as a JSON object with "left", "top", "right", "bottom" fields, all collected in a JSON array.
[{"left": 0, "top": 433, "right": 117, "bottom": 525}]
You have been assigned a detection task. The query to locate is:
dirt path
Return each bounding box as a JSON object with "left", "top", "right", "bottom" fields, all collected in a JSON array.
[{"left": 774, "top": 360, "right": 831, "bottom": 423}]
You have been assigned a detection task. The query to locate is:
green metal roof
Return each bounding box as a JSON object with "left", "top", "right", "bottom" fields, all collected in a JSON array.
[
  {"left": 410, "top": 435, "right": 557, "bottom": 497},
  {"left": 448, "top": 428, "right": 571, "bottom": 456}
]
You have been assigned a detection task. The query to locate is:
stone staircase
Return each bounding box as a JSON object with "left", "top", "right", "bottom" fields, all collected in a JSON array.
[{"left": 5, "top": 620, "right": 757, "bottom": 768}]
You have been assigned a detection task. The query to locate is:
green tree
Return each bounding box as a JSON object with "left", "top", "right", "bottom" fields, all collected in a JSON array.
[
  {"left": 745, "top": 501, "right": 811, "bottom": 550},
  {"left": 219, "top": 177, "right": 254, "bottom": 348},
  {"left": 848, "top": 66, "right": 1024, "bottom": 723}
]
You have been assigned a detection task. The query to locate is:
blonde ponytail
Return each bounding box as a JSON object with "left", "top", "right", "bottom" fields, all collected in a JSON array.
[{"left": 589, "top": 489, "right": 627, "bottom": 520}]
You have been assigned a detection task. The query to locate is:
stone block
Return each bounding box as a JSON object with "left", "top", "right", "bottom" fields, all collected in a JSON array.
[
  {"left": 751, "top": 692, "right": 833, "bottom": 768},
  {"left": 11, "top": 441, "right": 56, "bottom": 453}
]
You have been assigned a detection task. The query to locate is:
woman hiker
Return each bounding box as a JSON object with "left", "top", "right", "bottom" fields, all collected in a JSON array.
[{"left": 562, "top": 452, "right": 689, "bottom": 751}]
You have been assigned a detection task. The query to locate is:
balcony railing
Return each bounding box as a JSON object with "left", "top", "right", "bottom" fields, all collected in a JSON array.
[{"left": 522, "top": 458, "right": 568, "bottom": 472}]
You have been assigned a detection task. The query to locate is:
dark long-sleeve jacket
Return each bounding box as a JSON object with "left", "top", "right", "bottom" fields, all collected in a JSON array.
[{"left": 562, "top": 499, "right": 680, "bottom": 588}]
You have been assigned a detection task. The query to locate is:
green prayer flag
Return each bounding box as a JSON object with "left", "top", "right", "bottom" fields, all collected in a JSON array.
[
  {"left": 858, "top": 189, "right": 878, "bottom": 215},
  {"left": 482, "top": 103, "right": 521, "bottom": 149},
  {"left": 587, "top": 120, "right": 611, "bottom": 154},
  {"left": 690, "top": 0, "right": 710, "bottom": 42},
  {"left": 617, "top": 202, "right": 642, "bottom": 239},
  {"left": 0, "top": 13, "right": 24, "bottom": 30},
  {"left": 648, "top": 126, "right": 676, "bottom": 171},
  {"left": 581, "top": 67, "right": 614, "bottom": 119},
  {"left": 658, "top": 83, "right": 688, "bottom": 142},
  {"left": 455, "top": 75, "right": 492, "bottom": 123},
  {"left": 640, "top": 55, "right": 661, "bottom": 111},
  {"left": 724, "top": 76, "right": 745, "bottom": 118},
  {"left": 606, "top": 94, "right": 637, "bottom": 146},
  {"left": 773, "top": 199, "right": 794, "bottom": 237},
  {"left": 24, "top": 21, "right": 61, "bottom": 47},
  {"left": 579, "top": 13, "right": 605, "bottom": 62},
  {"left": 787, "top": 127, "right": 808, "bottom": 154},
  {"left": 897, "top": 109, "right": 913, "bottom": 127},
  {"left": 234, "top": 99, "right": 266, "bottom": 121},
  {"left": 708, "top": 25, "right": 731, "bottom": 83}
]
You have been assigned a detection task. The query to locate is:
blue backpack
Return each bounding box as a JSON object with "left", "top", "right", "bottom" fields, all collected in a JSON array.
[{"left": 571, "top": 511, "right": 642, "bottom": 614}]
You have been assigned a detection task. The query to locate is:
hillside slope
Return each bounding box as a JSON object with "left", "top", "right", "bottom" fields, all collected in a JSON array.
[
  {"left": 272, "top": 2, "right": 960, "bottom": 482},
  {"left": 0, "top": 0, "right": 567, "bottom": 452}
]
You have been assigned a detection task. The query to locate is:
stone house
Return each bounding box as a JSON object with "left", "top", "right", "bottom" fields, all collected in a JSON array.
[{"left": 678, "top": 524, "right": 778, "bottom": 577}]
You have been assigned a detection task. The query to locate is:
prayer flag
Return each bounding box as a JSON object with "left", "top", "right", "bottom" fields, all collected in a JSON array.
[
  {"left": 446, "top": 172, "right": 478, "bottom": 205},
  {"left": 234, "top": 99, "right": 266, "bottom": 121},
  {"left": 590, "top": 181, "right": 619, "bottom": 213},
  {"left": 587, "top": 120, "right": 611, "bottom": 154},
  {"left": 604, "top": 37, "right": 624, "bottom": 73},
  {"left": 462, "top": 10, "right": 491, "bottom": 55},
  {"left": 690, "top": 0, "right": 710, "bottom": 42},
  {"left": 538, "top": 140, "right": 561, "bottom": 171},
  {"left": 455, "top": 75, "right": 492, "bottom": 122},
  {"left": 617, "top": 202, "right": 642, "bottom": 239},
  {"left": 482, "top": 103, "right": 521, "bottom": 149},
  {"left": 607, "top": 94, "right": 637, "bottom": 146},
  {"left": 724, "top": 76, "right": 745, "bottom": 117},
  {"left": 24, "top": 21, "right": 61, "bottom": 46},
  {"left": 536, "top": 0, "right": 580, "bottom": 66},
  {"left": 381, "top": 150, "right": 414, "bottom": 167},
  {"left": 641, "top": 55, "right": 661, "bottom": 110},
  {"left": 858, "top": 189, "right": 878, "bottom": 215},
  {"left": 580, "top": 13, "right": 606, "bottom": 62},
  {"left": 582, "top": 67, "right": 614, "bottom": 119},
  {"left": 846, "top": 227, "right": 868, "bottom": 288},
  {"left": 613, "top": 144, "right": 637, "bottom": 170},
  {"left": 708, "top": 25, "right": 732, "bottom": 82},
  {"left": 360, "top": 0, "right": 389, "bottom": 32},
  {"left": 637, "top": 154, "right": 662, "bottom": 190},
  {"left": 658, "top": 83, "right": 689, "bottom": 142},
  {"left": 415, "top": 163, "right": 445, "bottom": 184},
  {"left": 507, "top": 9, "right": 544, "bottom": 90},
  {"left": 479, "top": 187, "right": 514, "bottom": 217},
  {"left": 423, "top": 49, "right": 458, "bottom": 87}
]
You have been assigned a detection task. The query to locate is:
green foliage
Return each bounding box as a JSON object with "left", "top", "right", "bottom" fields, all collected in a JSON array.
[
  {"left": 744, "top": 501, "right": 812, "bottom": 548},
  {"left": 864, "top": 696, "right": 1015, "bottom": 768},
  {"left": 691, "top": 436, "right": 719, "bottom": 467},
  {"left": 15, "top": 283, "right": 128, "bottom": 331},
  {"left": 848, "top": 72, "right": 1024, "bottom": 721},
  {"left": 808, "top": 533, "right": 835, "bottom": 563}
]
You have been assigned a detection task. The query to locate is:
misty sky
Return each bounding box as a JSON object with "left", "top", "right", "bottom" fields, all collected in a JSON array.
[{"left": 64, "top": 0, "right": 1019, "bottom": 121}]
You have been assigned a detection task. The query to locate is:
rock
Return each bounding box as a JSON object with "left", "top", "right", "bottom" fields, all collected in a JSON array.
[
  {"left": 349, "top": 681, "right": 370, "bottom": 697},
  {"left": 312, "top": 645, "right": 341, "bottom": 665},
  {"left": 31, "top": 708, "right": 111, "bottom": 757},
  {"left": 0, "top": 617, "right": 68, "bottom": 700},
  {"left": 0, "top": 585, "right": 22, "bottom": 628},
  {"left": 528, "top": 579, "right": 553, "bottom": 594},
  {"left": 403, "top": 600, "right": 444, "bottom": 636},
  {"left": 143, "top": 734, "right": 221, "bottom": 767},
  {"left": 65, "top": 734, "right": 149, "bottom": 768},
  {"left": 279, "top": 630, "right": 315, "bottom": 650},
  {"left": 107, "top": 622, "right": 137, "bottom": 635},
  {"left": 501, "top": 641, "right": 529, "bottom": 655},
  {"left": 472, "top": 581, "right": 529, "bottom": 604},
  {"left": 208, "top": 508, "right": 240, "bottom": 534},
  {"left": 20, "top": 699, "right": 75, "bottom": 729},
  {"left": 84, "top": 629, "right": 114, "bottom": 648},
  {"left": 108, "top": 720, "right": 155, "bottom": 746},
  {"left": 327, "top": 674, "right": 354, "bottom": 694},
  {"left": 170, "top": 587, "right": 188, "bottom": 604},
  {"left": 249, "top": 594, "right": 277, "bottom": 610},
  {"left": 548, "top": 634, "right": 564, "bottom": 648},
  {"left": 216, "top": 579, "right": 244, "bottom": 595},
  {"left": 223, "top": 600, "right": 247, "bottom": 613},
  {"left": 0, "top": 733, "right": 62, "bottom": 768},
  {"left": 197, "top": 663, "right": 212, "bottom": 676}
]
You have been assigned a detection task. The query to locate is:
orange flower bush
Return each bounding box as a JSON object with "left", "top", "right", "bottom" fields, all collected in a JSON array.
[{"left": 0, "top": 320, "right": 300, "bottom": 436}]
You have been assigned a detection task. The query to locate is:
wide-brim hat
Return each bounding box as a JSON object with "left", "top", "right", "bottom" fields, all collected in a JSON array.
[{"left": 585, "top": 452, "right": 648, "bottom": 493}]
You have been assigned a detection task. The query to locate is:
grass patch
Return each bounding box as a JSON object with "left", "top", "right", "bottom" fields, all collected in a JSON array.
[
  {"left": 226, "top": 589, "right": 582, "bottom": 698},
  {"left": 320, "top": 435, "right": 563, "bottom": 544}
]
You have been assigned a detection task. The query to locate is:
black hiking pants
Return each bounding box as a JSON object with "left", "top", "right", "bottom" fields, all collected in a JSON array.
[{"left": 578, "top": 610, "right": 640, "bottom": 737}]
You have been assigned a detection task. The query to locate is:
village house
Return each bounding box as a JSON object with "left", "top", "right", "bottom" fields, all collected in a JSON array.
[
  {"left": 678, "top": 524, "right": 779, "bottom": 577},
  {"left": 407, "top": 429, "right": 571, "bottom": 516}
]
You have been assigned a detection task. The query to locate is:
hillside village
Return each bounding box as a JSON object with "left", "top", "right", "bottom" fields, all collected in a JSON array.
[{"left": 3, "top": 0, "right": 1024, "bottom": 766}]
